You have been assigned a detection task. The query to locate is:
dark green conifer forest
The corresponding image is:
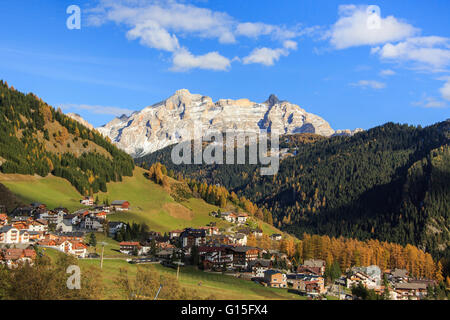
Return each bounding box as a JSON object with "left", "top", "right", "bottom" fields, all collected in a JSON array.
[
  {"left": 0, "top": 81, "right": 134, "bottom": 196},
  {"left": 137, "top": 120, "right": 450, "bottom": 261}
]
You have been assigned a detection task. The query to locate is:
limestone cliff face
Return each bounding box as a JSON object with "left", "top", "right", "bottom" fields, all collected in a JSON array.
[{"left": 97, "top": 90, "right": 337, "bottom": 157}]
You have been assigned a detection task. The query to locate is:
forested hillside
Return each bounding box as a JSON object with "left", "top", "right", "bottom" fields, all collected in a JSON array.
[
  {"left": 0, "top": 81, "right": 134, "bottom": 195},
  {"left": 136, "top": 121, "right": 450, "bottom": 260}
]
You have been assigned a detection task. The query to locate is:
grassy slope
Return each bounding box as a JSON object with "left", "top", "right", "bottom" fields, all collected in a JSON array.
[
  {"left": 86, "top": 232, "right": 127, "bottom": 257},
  {"left": 0, "top": 167, "right": 279, "bottom": 235},
  {"left": 40, "top": 248, "right": 304, "bottom": 300},
  {"left": 78, "top": 258, "right": 305, "bottom": 300},
  {"left": 0, "top": 173, "right": 83, "bottom": 211},
  {"left": 0, "top": 168, "right": 225, "bottom": 231},
  {"left": 96, "top": 167, "right": 232, "bottom": 232},
  {"left": 2, "top": 165, "right": 289, "bottom": 300}
]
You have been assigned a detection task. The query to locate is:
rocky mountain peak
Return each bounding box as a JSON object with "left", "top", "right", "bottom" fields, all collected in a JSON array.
[
  {"left": 97, "top": 90, "right": 339, "bottom": 157},
  {"left": 174, "top": 89, "right": 191, "bottom": 97},
  {"left": 265, "top": 94, "right": 281, "bottom": 107}
]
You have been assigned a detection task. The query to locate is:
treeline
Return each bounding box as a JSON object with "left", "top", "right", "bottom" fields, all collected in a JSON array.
[
  {"left": 114, "top": 222, "right": 152, "bottom": 242},
  {"left": 275, "top": 233, "right": 444, "bottom": 281},
  {"left": 0, "top": 80, "right": 134, "bottom": 195},
  {"left": 146, "top": 162, "right": 273, "bottom": 225}
]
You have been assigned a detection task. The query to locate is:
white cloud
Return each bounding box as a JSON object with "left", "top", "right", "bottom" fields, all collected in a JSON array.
[
  {"left": 372, "top": 36, "right": 450, "bottom": 72},
  {"left": 350, "top": 80, "right": 386, "bottom": 89},
  {"left": 86, "top": 0, "right": 311, "bottom": 70},
  {"left": 412, "top": 97, "right": 448, "bottom": 109},
  {"left": 440, "top": 80, "right": 450, "bottom": 101},
  {"left": 242, "top": 48, "right": 286, "bottom": 66},
  {"left": 235, "top": 22, "right": 276, "bottom": 38},
  {"left": 328, "top": 5, "right": 418, "bottom": 49},
  {"left": 283, "top": 40, "right": 298, "bottom": 50},
  {"left": 88, "top": 0, "right": 236, "bottom": 44},
  {"left": 242, "top": 41, "right": 297, "bottom": 66},
  {"left": 380, "top": 69, "right": 396, "bottom": 76},
  {"left": 127, "top": 20, "right": 180, "bottom": 52},
  {"left": 171, "top": 48, "right": 231, "bottom": 71},
  {"left": 59, "top": 103, "right": 134, "bottom": 116},
  {"left": 235, "top": 22, "right": 301, "bottom": 40}
]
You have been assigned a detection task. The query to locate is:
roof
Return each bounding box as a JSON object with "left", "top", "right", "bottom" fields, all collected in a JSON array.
[
  {"left": 0, "top": 248, "right": 36, "bottom": 260},
  {"left": 288, "top": 274, "right": 321, "bottom": 280},
  {"left": 221, "top": 212, "right": 236, "bottom": 216},
  {"left": 297, "top": 266, "right": 322, "bottom": 275},
  {"left": 264, "top": 269, "right": 283, "bottom": 276},
  {"left": 119, "top": 242, "right": 140, "bottom": 246},
  {"left": 395, "top": 283, "right": 427, "bottom": 290},
  {"left": 391, "top": 268, "right": 409, "bottom": 278},
  {"left": 111, "top": 200, "right": 129, "bottom": 205},
  {"left": 249, "top": 259, "right": 271, "bottom": 268},
  {"left": 229, "top": 246, "right": 259, "bottom": 253},
  {"left": 0, "top": 243, "right": 33, "bottom": 250},
  {"left": 304, "top": 259, "right": 326, "bottom": 268},
  {"left": 72, "top": 242, "right": 87, "bottom": 250},
  {"left": 53, "top": 231, "right": 84, "bottom": 237},
  {"left": 0, "top": 226, "right": 16, "bottom": 233},
  {"left": 181, "top": 228, "right": 206, "bottom": 237},
  {"left": 61, "top": 220, "right": 72, "bottom": 227},
  {"left": 270, "top": 234, "right": 282, "bottom": 238},
  {"left": 199, "top": 246, "right": 227, "bottom": 253},
  {"left": 157, "top": 248, "right": 175, "bottom": 256}
]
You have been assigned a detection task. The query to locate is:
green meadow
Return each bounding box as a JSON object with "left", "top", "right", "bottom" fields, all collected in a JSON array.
[
  {"left": 0, "top": 173, "right": 84, "bottom": 211},
  {"left": 0, "top": 167, "right": 279, "bottom": 234},
  {"left": 77, "top": 257, "right": 305, "bottom": 300}
]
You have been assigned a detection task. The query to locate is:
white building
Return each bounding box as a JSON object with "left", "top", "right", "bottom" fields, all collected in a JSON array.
[
  {"left": 234, "top": 233, "right": 248, "bottom": 246},
  {"left": 80, "top": 196, "right": 94, "bottom": 206},
  {"left": 0, "top": 226, "right": 20, "bottom": 244},
  {"left": 237, "top": 213, "right": 248, "bottom": 224},
  {"left": 28, "top": 219, "right": 48, "bottom": 232},
  {"left": 56, "top": 220, "right": 73, "bottom": 233}
]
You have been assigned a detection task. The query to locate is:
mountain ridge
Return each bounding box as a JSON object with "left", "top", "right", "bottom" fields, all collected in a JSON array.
[{"left": 97, "top": 89, "right": 362, "bottom": 157}]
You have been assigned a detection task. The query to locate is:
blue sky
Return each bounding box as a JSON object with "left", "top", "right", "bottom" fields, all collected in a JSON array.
[{"left": 0, "top": 0, "right": 449, "bottom": 129}]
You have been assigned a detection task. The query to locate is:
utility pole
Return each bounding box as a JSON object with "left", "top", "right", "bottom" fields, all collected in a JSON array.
[
  {"left": 176, "top": 261, "right": 181, "bottom": 280},
  {"left": 100, "top": 241, "right": 106, "bottom": 269}
]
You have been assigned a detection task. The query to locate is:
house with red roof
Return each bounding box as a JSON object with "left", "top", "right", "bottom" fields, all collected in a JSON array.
[
  {"left": 0, "top": 248, "right": 36, "bottom": 268},
  {"left": 119, "top": 241, "right": 141, "bottom": 255}
]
